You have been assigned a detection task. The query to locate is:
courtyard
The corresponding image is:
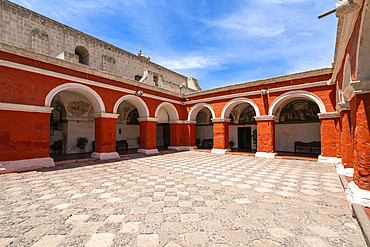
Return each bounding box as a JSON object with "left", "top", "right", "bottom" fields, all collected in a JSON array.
[{"left": 0, "top": 151, "right": 366, "bottom": 246}]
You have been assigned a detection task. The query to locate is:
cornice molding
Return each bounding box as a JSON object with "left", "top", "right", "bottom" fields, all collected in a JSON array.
[
  {"left": 93, "top": 113, "right": 119, "bottom": 119},
  {"left": 0, "top": 102, "right": 53, "bottom": 113},
  {"left": 138, "top": 117, "right": 158, "bottom": 122},
  {"left": 254, "top": 116, "right": 277, "bottom": 121},
  {"left": 318, "top": 112, "right": 340, "bottom": 119}
]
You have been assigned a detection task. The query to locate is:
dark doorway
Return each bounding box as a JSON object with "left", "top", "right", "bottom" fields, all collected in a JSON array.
[
  {"left": 163, "top": 124, "right": 170, "bottom": 146},
  {"left": 238, "top": 127, "right": 252, "bottom": 149}
]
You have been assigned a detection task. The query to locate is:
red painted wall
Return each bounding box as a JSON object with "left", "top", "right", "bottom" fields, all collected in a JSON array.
[
  {"left": 320, "top": 118, "right": 339, "bottom": 158},
  {"left": 94, "top": 118, "right": 117, "bottom": 153},
  {"left": 341, "top": 110, "right": 353, "bottom": 168},
  {"left": 0, "top": 110, "right": 50, "bottom": 161},
  {"left": 256, "top": 120, "right": 275, "bottom": 153},
  {"left": 139, "top": 121, "right": 157, "bottom": 150},
  {"left": 213, "top": 122, "right": 229, "bottom": 150}
]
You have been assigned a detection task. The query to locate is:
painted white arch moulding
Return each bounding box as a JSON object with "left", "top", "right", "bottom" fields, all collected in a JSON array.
[
  {"left": 187, "top": 103, "right": 216, "bottom": 121},
  {"left": 155, "top": 102, "right": 179, "bottom": 121},
  {"left": 113, "top": 95, "right": 150, "bottom": 118},
  {"left": 268, "top": 90, "right": 327, "bottom": 116},
  {"left": 45, "top": 83, "right": 106, "bottom": 113},
  {"left": 221, "top": 98, "right": 261, "bottom": 119}
]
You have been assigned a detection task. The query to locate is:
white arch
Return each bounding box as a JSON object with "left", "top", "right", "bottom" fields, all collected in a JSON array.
[
  {"left": 45, "top": 83, "right": 105, "bottom": 113},
  {"left": 155, "top": 102, "right": 179, "bottom": 120},
  {"left": 187, "top": 103, "right": 216, "bottom": 121},
  {"left": 221, "top": 98, "right": 260, "bottom": 119},
  {"left": 268, "top": 90, "right": 326, "bottom": 117},
  {"left": 113, "top": 95, "right": 150, "bottom": 117}
]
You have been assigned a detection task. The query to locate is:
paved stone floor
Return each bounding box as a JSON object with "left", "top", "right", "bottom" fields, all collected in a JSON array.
[{"left": 0, "top": 151, "right": 366, "bottom": 247}]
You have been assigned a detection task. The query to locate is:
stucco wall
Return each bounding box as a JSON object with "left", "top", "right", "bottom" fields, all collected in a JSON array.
[
  {"left": 275, "top": 122, "right": 320, "bottom": 152},
  {"left": 116, "top": 124, "right": 140, "bottom": 149},
  {"left": 195, "top": 126, "right": 213, "bottom": 143},
  {"left": 66, "top": 120, "right": 95, "bottom": 154}
]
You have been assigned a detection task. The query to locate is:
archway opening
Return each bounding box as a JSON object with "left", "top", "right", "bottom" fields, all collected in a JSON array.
[
  {"left": 116, "top": 102, "right": 141, "bottom": 151},
  {"left": 156, "top": 108, "right": 170, "bottom": 148},
  {"left": 275, "top": 99, "right": 321, "bottom": 157},
  {"left": 195, "top": 108, "right": 214, "bottom": 149},
  {"left": 49, "top": 90, "right": 96, "bottom": 160},
  {"left": 75, "top": 46, "right": 89, "bottom": 65},
  {"left": 228, "top": 103, "right": 257, "bottom": 151}
]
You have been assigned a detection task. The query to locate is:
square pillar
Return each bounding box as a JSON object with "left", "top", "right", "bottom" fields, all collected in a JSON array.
[
  {"left": 0, "top": 103, "right": 55, "bottom": 173},
  {"left": 254, "top": 116, "right": 276, "bottom": 158},
  {"left": 138, "top": 117, "right": 159, "bottom": 155},
  {"left": 318, "top": 112, "right": 342, "bottom": 164},
  {"left": 168, "top": 120, "right": 197, "bottom": 151},
  {"left": 211, "top": 118, "right": 231, "bottom": 154},
  {"left": 338, "top": 103, "right": 353, "bottom": 168},
  {"left": 91, "top": 113, "right": 120, "bottom": 160}
]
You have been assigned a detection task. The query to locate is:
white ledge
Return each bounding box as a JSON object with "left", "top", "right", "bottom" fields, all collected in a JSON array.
[
  {"left": 211, "top": 148, "right": 231, "bottom": 154},
  {"left": 255, "top": 152, "right": 277, "bottom": 159},
  {"left": 0, "top": 102, "right": 53, "bottom": 113},
  {"left": 212, "top": 118, "right": 231, "bottom": 123},
  {"left": 254, "top": 116, "right": 277, "bottom": 121},
  {"left": 318, "top": 112, "right": 340, "bottom": 119},
  {"left": 169, "top": 120, "right": 196, "bottom": 124},
  {"left": 347, "top": 182, "right": 370, "bottom": 207},
  {"left": 138, "top": 117, "right": 158, "bottom": 122},
  {"left": 0, "top": 157, "right": 55, "bottom": 174},
  {"left": 318, "top": 155, "right": 342, "bottom": 164},
  {"left": 137, "top": 149, "right": 159, "bottom": 155},
  {"left": 336, "top": 102, "right": 350, "bottom": 112},
  {"left": 93, "top": 113, "right": 119, "bottom": 119},
  {"left": 91, "top": 152, "right": 120, "bottom": 160},
  {"left": 168, "top": 146, "right": 198, "bottom": 151},
  {"left": 336, "top": 163, "right": 354, "bottom": 177}
]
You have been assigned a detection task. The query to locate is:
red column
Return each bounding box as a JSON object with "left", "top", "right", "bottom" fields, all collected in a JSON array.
[
  {"left": 351, "top": 94, "right": 370, "bottom": 191},
  {"left": 168, "top": 121, "right": 197, "bottom": 150},
  {"left": 211, "top": 119, "right": 230, "bottom": 154},
  {"left": 255, "top": 116, "right": 276, "bottom": 158},
  {"left": 92, "top": 113, "right": 120, "bottom": 160},
  {"left": 0, "top": 105, "right": 55, "bottom": 173},
  {"left": 318, "top": 113, "right": 341, "bottom": 163},
  {"left": 339, "top": 103, "right": 353, "bottom": 168},
  {"left": 138, "top": 117, "right": 159, "bottom": 155}
]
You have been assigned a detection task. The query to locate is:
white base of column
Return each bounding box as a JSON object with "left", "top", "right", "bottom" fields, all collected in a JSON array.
[
  {"left": 168, "top": 146, "right": 198, "bottom": 151},
  {"left": 211, "top": 148, "right": 231, "bottom": 154},
  {"left": 0, "top": 157, "right": 55, "bottom": 173},
  {"left": 336, "top": 163, "right": 354, "bottom": 177},
  {"left": 318, "top": 155, "right": 342, "bottom": 164},
  {"left": 347, "top": 181, "right": 370, "bottom": 207},
  {"left": 255, "top": 152, "right": 277, "bottom": 159},
  {"left": 137, "top": 149, "right": 159, "bottom": 155},
  {"left": 91, "top": 152, "right": 120, "bottom": 160}
]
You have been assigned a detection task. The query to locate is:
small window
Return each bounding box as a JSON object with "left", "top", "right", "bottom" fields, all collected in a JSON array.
[
  {"left": 75, "top": 46, "right": 89, "bottom": 65},
  {"left": 153, "top": 75, "right": 158, "bottom": 86},
  {"left": 135, "top": 75, "right": 142, "bottom": 81}
]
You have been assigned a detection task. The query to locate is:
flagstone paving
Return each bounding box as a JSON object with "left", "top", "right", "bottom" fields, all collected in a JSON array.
[{"left": 0, "top": 151, "right": 366, "bottom": 246}]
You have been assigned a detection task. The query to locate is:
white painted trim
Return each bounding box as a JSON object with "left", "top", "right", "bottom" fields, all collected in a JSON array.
[
  {"left": 336, "top": 163, "right": 354, "bottom": 177},
  {"left": 155, "top": 102, "right": 179, "bottom": 121},
  {"left": 186, "top": 81, "right": 328, "bottom": 105},
  {"left": 212, "top": 118, "right": 231, "bottom": 123},
  {"left": 347, "top": 181, "right": 370, "bottom": 207},
  {"left": 268, "top": 90, "right": 327, "bottom": 116},
  {"left": 355, "top": 0, "right": 369, "bottom": 83},
  {"left": 0, "top": 102, "right": 53, "bottom": 113},
  {"left": 187, "top": 103, "right": 216, "bottom": 121},
  {"left": 220, "top": 98, "right": 261, "bottom": 118},
  {"left": 113, "top": 95, "right": 150, "bottom": 117},
  {"left": 138, "top": 117, "right": 158, "bottom": 122},
  {"left": 255, "top": 152, "right": 277, "bottom": 159},
  {"left": 45, "top": 83, "right": 106, "bottom": 113},
  {"left": 0, "top": 59, "right": 182, "bottom": 105},
  {"left": 337, "top": 102, "right": 350, "bottom": 112},
  {"left": 93, "top": 113, "right": 119, "bottom": 119},
  {"left": 169, "top": 120, "right": 196, "bottom": 124},
  {"left": 91, "top": 152, "right": 120, "bottom": 160},
  {"left": 318, "top": 155, "right": 342, "bottom": 164},
  {"left": 211, "top": 148, "right": 231, "bottom": 154},
  {"left": 318, "top": 112, "right": 340, "bottom": 119},
  {"left": 137, "top": 149, "right": 159, "bottom": 155},
  {"left": 168, "top": 146, "right": 198, "bottom": 151},
  {"left": 255, "top": 116, "right": 277, "bottom": 121},
  {"left": 0, "top": 157, "right": 55, "bottom": 173}
]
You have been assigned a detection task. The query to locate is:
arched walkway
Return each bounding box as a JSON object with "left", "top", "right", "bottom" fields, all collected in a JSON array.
[
  {"left": 155, "top": 102, "right": 179, "bottom": 121},
  {"left": 221, "top": 98, "right": 260, "bottom": 118},
  {"left": 113, "top": 95, "right": 149, "bottom": 117},
  {"left": 188, "top": 103, "right": 215, "bottom": 121}
]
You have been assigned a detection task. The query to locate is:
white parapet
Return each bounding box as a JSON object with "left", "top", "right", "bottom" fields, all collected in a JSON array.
[
  {"left": 168, "top": 146, "right": 198, "bottom": 151},
  {"left": 318, "top": 155, "right": 342, "bottom": 164},
  {"left": 211, "top": 148, "right": 231, "bottom": 154},
  {"left": 336, "top": 163, "right": 354, "bottom": 177},
  {"left": 347, "top": 181, "right": 370, "bottom": 207},
  {"left": 0, "top": 157, "right": 55, "bottom": 174},
  {"left": 91, "top": 152, "right": 120, "bottom": 160},
  {"left": 137, "top": 149, "right": 159, "bottom": 155},
  {"left": 255, "top": 152, "right": 277, "bottom": 159}
]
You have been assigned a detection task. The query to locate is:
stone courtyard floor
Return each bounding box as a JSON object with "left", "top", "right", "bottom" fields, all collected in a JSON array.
[{"left": 0, "top": 151, "right": 366, "bottom": 247}]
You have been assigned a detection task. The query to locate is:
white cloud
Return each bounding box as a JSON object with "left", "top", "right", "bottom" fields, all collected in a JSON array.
[{"left": 158, "top": 56, "right": 222, "bottom": 70}]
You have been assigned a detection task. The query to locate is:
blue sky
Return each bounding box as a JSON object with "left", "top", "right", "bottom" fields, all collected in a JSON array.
[{"left": 12, "top": 0, "right": 338, "bottom": 90}]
